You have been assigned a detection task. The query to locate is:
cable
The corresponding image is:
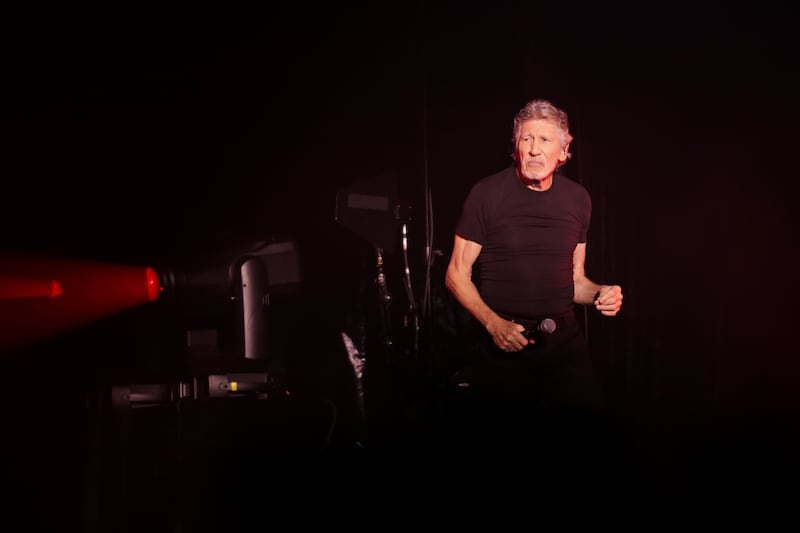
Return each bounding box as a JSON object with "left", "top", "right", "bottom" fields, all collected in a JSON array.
[{"left": 401, "top": 224, "right": 420, "bottom": 355}]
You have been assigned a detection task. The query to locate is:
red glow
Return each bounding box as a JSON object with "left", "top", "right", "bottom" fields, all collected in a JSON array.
[
  {"left": 50, "top": 279, "right": 63, "bottom": 298},
  {"left": 0, "top": 252, "right": 161, "bottom": 353},
  {"left": 145, "top": 266, "right": 161, "bottom": 302},
  {"left": 0, "top": 275, "right": 64, "bottom": 300}
]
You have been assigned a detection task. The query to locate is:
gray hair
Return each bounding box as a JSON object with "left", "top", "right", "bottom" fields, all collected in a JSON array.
[{"left": 511, "top": 99, "right": 574, "bottom": 165}]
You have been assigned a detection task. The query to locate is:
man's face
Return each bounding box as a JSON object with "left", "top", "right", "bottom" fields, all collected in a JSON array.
[{"left": 515, "top": 119, "right": 569, "bottom": 181}]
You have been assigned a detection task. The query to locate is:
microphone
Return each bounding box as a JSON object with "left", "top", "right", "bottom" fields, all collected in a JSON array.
[{"left": 522, "top": 318, "right": 557, "bottom": 340}]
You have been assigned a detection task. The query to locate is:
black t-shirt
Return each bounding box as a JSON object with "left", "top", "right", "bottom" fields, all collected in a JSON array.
[{"left": 455, "top": 166, "right": 591, "bottom": 319}]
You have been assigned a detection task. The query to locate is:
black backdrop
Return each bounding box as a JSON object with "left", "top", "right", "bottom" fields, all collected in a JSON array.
[{"left": 2, "top": 3, "right": 799, "bottom": 527}]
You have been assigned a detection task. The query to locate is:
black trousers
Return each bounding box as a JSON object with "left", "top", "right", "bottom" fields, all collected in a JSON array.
[
  {"left": 438, "top": 315, "right": 609, "bottom": 457},
  {"left": 424, "top": 318, "right": 634, "bottom": 508}
]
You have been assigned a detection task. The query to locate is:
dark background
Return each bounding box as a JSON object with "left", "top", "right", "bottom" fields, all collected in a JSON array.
[{"left": 1, "top": 2, "right": 798, "bottom": 528}]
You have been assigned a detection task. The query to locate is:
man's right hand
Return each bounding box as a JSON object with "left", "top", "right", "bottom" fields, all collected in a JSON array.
[{"left": 486, "top": 315, "right": 530, "bottom": 353}]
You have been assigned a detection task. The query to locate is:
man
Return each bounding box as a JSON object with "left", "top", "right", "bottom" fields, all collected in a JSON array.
[{"left": 443, "top": 98, "right": 623, "bottom": 452}]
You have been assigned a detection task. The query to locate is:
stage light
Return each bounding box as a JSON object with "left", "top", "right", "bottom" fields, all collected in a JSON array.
[
  {"left": 0, "top": 238, "right": 301, "bottom": 369},
  {"left": 158, "top": 238, "right": 301, "bottom": 363},
  {"left": 0, "top": 252, "right": 162, "bottom": 354}
]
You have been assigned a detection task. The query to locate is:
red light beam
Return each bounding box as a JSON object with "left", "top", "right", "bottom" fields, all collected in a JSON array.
[
  {"left": 0, "top": 275, "right": 63, "bottom": 300},
  {"left": 0, "top": 252, "right": 162, "bottom": 354}
]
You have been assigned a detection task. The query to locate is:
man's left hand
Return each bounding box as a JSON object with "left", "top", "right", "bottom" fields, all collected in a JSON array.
[{"left": 595, "top": 285, "right": 623, "bottom": 316}]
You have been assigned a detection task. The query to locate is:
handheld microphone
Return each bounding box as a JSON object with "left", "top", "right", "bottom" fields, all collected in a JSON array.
[{"left": 522, "top": 318, "right": 556, "bottom": 339}]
